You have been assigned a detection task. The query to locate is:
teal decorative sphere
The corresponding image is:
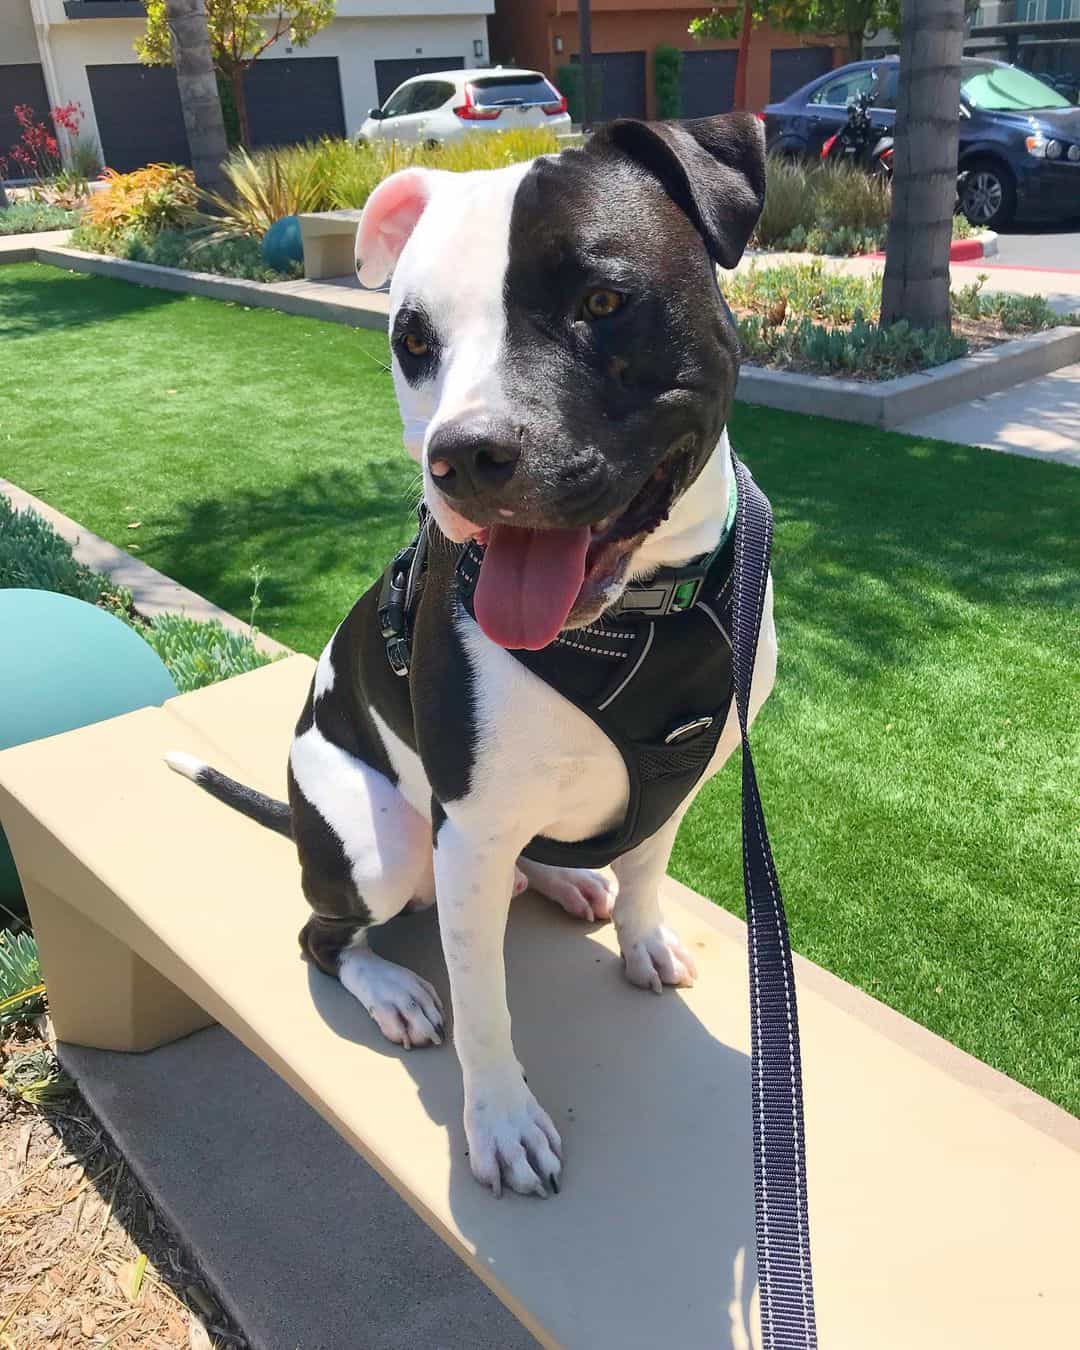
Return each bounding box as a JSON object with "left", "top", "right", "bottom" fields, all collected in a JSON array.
[
  {"left": 262, "top": 214, "right": 304, "bottom": 272},
  {"left": 0, "top": 590, "right": 178, "bottom": 914}
]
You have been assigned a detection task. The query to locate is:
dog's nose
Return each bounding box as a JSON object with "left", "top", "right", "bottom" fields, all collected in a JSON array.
[{"left": 427, "top": 420, "right": 522, "bottom": 500}]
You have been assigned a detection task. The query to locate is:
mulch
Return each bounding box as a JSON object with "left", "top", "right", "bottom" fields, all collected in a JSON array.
[{"left": 1, "top": 1022, "right": 248, "bottom": 1350}]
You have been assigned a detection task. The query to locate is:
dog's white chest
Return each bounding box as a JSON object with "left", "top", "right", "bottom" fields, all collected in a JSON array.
[{"left": 461, "top": 620, "right": 630, "bottom": 844}]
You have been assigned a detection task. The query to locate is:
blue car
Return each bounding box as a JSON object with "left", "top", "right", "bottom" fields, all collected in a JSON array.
[{"left": 763, "top": 56, "right": 1080, "bottom": 230}]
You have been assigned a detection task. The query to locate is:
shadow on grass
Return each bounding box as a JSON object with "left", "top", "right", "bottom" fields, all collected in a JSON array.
[
  {"left": 136, "top": 412, "right": 1080, "bottom": 675},
  {"left": 145, "top": 463, "right": 420, "bottom": 647},
  {"left": 735, "top": 417, "right": 1080, "bottom": 685},
  {"left": 0, "top": 262, "right": 184, "bottom": 340}
]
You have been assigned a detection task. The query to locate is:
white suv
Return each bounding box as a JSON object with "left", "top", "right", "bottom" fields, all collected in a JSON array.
[{"left": 358, "top": 67, "right": 571, "bottom": 146}]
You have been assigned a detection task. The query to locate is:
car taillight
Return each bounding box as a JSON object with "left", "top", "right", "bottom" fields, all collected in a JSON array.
[
  {"left": 453, "top": 85, "right": 501, "bottom": 121},
  {"left": 821, "top": 134, "right": 838, "bottom": 159},
  {"left": 755, "top": 111, "right": 766, "bottom": 122},
  {"left": 542, "top": 94, "right": 568, "bottom": 116}
]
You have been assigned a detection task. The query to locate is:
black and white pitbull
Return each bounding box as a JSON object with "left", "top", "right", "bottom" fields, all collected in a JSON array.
[{"left": 168, "top": 113, "right": 775, "bottom": 1199}]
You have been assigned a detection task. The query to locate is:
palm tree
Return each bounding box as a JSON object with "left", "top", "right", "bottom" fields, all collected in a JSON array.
[
  {"left": 880, "top": 0, "right": 965, "bottom": 331},
  {"left": 163, "top": 0, "right": 229, "bottom": 194}
]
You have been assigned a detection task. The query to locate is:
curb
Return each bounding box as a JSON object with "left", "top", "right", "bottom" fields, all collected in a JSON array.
[
  {"left": 865, "top": 231, "right": 998, "bottom": 264},
  {"left": 950, "top": 230, "right": 998, "bottom": 262},
  {"left": 0, "top": 478, "right": 292, "bottom": 658},
  {"left": 22, "top": 241, "right": 390, "bottom": 332},
  {"left": 736, "top": 324, "right": 1080, "bottom": 429}
]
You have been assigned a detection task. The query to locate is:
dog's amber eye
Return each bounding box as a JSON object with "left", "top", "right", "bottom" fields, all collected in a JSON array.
[
  {"left": 401, "top": 333, "right": 429, "bottom": 358},
  {"left": 583, "top": 289, "right": 623, "bottom": 320}
]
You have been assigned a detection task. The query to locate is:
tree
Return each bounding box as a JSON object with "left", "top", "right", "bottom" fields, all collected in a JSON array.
[
  {"left": 880, "top": 0, "right": 964, "bottom": 331},
  {"left": 138, "top": 0, "right": 335, "bottom": 150},
  {"left": 155, "top": 0, "right": 229, "bottom": 193},
  {"left": 690, "top": 2, "right": 897, "bottom": 73}
]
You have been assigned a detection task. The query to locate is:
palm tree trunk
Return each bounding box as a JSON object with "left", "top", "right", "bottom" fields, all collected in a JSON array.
[
  {"left": 880, "top": 0, "right": 965, "bottom": 331},
  {"left": 163, "top": 0, "right": 228, "bottom": 194}
]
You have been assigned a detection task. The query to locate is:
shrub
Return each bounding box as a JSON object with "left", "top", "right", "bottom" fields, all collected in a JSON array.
[
  {"left": 727, "top": 260, "right": 882, "bottom": 325},
  {"left": 141, "top": 613, "right": 271, "bottom": 693},
  {"left": 0, "top": 103, "right": 63, "bottom": 182},
  {"left": 812, "top": 159, "right": 891, "bottom": 234},
  {"left": 200, "top": 144, "right": 328, "bottom": 241},
  {"left": 0, "top": 495, "right": 117, "bottom": 604},
  {"left": 755, "top": 158, "right": 979, "bottom": 257},
  {"left": 83, "top": 163, "right": 199, "bottom": 242},
  {"left": 70, "top": 221, "right": 296, "bottom": 280},
  {"left": 557, "top": 64, "right": 582, "bottom": 123},
  {"left": 203, "top": 130, "right": 559, "bottom": 240},
  {"left": 0, "top": 201, "right": 79, "bottom": 235},
  {"left": 738, "top": 310, "right": 966, "bottom": 377},
  {"left": 952, "top": 273, "right": 1077, "bottom": 331},
  {"left": 0, "top": 493, "right": 273, "bottom": 694},
  {"left": 755, "top": 156, "right": 814, "bottom": 247},
  {"left": 654, "top": 46, "right": 683, "bottom": 120},
  {"left": 0, "top": 929, "right": 43, "bottom": 1025}
]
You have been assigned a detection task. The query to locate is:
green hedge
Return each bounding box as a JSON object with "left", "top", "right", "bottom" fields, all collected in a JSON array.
[{"left": 654, "top": 45, "right": 683, "bottom": 120}]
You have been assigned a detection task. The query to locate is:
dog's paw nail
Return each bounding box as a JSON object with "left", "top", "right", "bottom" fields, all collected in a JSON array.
[{"left": 547, "top": 1171, "right": 559, "bottom": 1195}]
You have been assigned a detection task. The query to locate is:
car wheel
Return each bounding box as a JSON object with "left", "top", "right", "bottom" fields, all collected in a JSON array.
[{"left": 959, "top": 159, "right": 1016, "bottom": 230}]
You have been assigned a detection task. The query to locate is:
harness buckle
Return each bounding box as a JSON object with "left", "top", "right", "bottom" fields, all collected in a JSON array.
[{"left": 385, "top": 636, "right": 411, "bottom": 678}]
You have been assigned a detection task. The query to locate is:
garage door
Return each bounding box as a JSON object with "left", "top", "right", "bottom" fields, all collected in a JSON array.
[
  {"left": 375, "top": 57, "right": 465, "bottom": 107},
  {"left": 245, "top": 57, "right": 345, "bottom": 148},
  {"left": 571, "top": 51, "right": 647, "bottom": 121},
  {"left": 0, "top": 64, "right": 52, "bottom": 162},
  {"left": 679, "top": 50, "right": 737, "bottom": 118},
  {"left": 87, "top": 65, "right": 189, "bottom": 173},
  {"left": 769, "top": 47, "right": 834, "bottom": 103}
]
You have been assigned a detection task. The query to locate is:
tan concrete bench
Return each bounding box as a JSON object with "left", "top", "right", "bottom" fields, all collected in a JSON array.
[
  {"left": 0, "top": 655, "right": 1076, "bottom": 1349},
  {"left": 297, "top": 208, "right": 364, "bottom": 281}
]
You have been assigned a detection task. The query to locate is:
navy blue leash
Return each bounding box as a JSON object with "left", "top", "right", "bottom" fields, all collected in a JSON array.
[{"left": 729, "top": 456, "right": 818, "bottom": 1349}]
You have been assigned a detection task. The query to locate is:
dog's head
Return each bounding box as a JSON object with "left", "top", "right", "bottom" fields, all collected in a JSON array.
[{"left": 356, "top": 115, "right": 765, "bottom": 650}]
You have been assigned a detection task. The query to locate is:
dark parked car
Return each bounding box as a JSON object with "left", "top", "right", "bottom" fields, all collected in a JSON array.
[{"left": 763, "top": 56, "right": 1080, "bottom": 229}]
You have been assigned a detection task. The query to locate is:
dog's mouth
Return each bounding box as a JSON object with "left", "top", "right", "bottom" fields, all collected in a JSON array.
[{"left": 471, "top": 441, "right": 694, "bottom": 650}]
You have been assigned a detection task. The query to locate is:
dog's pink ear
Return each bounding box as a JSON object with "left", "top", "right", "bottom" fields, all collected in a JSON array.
[{"left": 355, "top": 168, "right": 433, "bottom": 288}]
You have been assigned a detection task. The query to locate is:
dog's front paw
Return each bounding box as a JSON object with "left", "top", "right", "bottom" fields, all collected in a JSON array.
[
  {"left": 464, "top": 1076, "right": 562, "bottom": 1198},
  {"left": 619, "top": 924, "right": 698, "bottom": 994}
]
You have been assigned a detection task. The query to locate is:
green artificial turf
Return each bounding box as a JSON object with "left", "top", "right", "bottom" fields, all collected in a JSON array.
[{"left": 3, "top": 261, "right": 1078, "bottom": 1113}]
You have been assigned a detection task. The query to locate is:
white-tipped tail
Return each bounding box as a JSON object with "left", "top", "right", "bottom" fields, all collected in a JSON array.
[{"left": 165, "top": 750, "right": 206, "bottom": 782}]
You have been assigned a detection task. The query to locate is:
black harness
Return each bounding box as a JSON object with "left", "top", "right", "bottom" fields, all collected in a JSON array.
[
  {"left": 378, "top": 455, "right": 819, "bottom": 1348},
  {"left": 379, "top": 470, "right": 739, "bottom": 870}
]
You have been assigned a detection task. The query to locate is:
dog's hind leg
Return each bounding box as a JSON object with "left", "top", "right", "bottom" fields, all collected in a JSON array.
[{"left": 290, "top": 724, "right": 444, "bottom": 1048}]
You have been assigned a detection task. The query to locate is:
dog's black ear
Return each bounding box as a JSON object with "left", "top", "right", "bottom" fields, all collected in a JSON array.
[{"left": 589, "top": 113, "right": 766, "bottom": 270}]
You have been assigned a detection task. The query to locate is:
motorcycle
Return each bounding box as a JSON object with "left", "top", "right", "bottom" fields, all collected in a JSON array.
[{"left": 821, "top": 90, "right": 894, "bottom": 179}]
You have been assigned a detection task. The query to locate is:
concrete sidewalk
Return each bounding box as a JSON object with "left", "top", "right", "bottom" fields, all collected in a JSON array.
[{"left": 898, "top": 361, "right": 1080, "bottom": 466}]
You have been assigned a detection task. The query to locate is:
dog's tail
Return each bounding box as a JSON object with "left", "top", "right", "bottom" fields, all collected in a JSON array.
[{"left": 165, "top": 751, "right": 293, "bottom": 839}]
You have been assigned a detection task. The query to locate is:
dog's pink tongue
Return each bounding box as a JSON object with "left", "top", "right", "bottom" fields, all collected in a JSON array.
[{"left": 474, "top": 524, "right": 590, "bottom": 650}]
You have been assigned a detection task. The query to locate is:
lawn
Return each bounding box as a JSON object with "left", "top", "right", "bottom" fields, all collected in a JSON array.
[{"left": 2, "top": 261, "right": 1077, "bottom": 1114}]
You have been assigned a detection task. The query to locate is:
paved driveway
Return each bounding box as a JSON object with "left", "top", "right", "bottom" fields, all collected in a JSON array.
[{"left": 990, "top": 220, "right": 1080, "bottom": 272}]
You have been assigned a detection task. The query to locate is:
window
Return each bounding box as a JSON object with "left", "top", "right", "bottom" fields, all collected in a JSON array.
[
  {"left": 409, "top": 81, "right": 455, "bottom": 114},
  {"left": 470, "top": 74, "right": 560, "bottom": 107},
  {"left": 808, "top": 68, "right": 876, "bottom": 107},
  {"left": 382, "top": 84, "right": 418, "bottom": 117},
  {"left": 961, "top": 61, "right": 1070, "bottom": 111},
  {"left": 873, "top": 65, "right": 899, "bottom": 110}
]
